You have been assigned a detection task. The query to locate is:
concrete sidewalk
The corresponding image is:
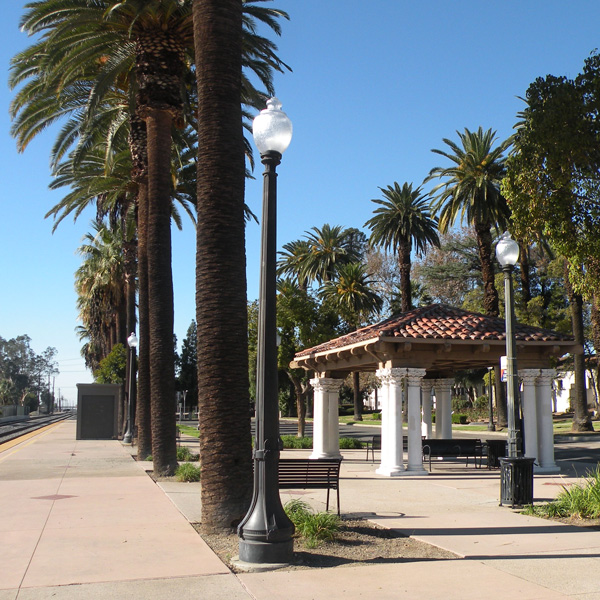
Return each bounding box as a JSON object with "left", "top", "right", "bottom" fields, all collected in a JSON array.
[{"left": 2, "top": 420, "right": 600, "bottom": 599}]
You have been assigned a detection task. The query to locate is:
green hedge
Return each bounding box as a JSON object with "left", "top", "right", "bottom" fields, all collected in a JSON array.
[
  {"left": 280, "top": 435, "right": 363, "bottom": 449},
  {"left": 452, "top": 413, "right": 468, "bottom": 424}
]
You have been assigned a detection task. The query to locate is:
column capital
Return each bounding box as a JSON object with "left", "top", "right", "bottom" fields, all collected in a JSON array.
[
  {"left": 406, "top": 368, "right": 426, "bottom": 387},
  {"left": 434, "top": 378, "right": 454, "bottom": 393},
  {"left": 310, "top": 377, "right": 343, "bottom": 394},
  {"left": 538, "top": 369, "right": 557, "bottom": 384},
  {"left": 519, "top": 368, "right": 540, "bottom": 384},
  {"left": 421, "top": 379, "right": 434, "bottom": 392}
]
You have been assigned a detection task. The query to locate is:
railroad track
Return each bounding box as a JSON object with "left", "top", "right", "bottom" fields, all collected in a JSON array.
[{"left": 0, "top": 413, "right": 74, "bottom": 445}]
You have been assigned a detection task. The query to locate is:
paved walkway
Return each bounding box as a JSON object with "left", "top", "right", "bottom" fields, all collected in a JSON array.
[{"left": 1, "top": 419, "right": 600, "bottom": 599}]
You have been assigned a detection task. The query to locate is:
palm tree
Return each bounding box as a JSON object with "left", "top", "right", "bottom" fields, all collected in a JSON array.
[
  {"left": 320, "top": 262, "right": 383, "bottom": 420},
  {"left": 427, "top": 127, "right": 512, "bottom": 427},
  {"left": 74, "top": 220, "right": 126, "bottom": 369},
  {"left": 277, "top": 240, "right": 311, "bottom": 291},
  {"left": 365, "top": 182, "right": 440, "bottom": 313},
  {"left": 194, "top": 0, "right": 254, "bottom": 530},
  {"left": 426, "top": 127, "right": 512, "bottom": 317},
  {"left": 300, "top": 224, "right": 362, "bottom": 286}
]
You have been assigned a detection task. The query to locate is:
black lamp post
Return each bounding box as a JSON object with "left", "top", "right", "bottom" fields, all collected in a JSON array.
[
  {"left": 123, "top": 332, "right": 138, "bottom": 444},
  {"left": 496, "top": 233, "right": 535, "bottom": 507},
  {"left": 496, "top": 233, "right": 521, "bottom": 458},
  {"left": 487, "top": 366, "right": 495, "bottom": 431},
  {"left": 238, "top": 98, "right": 295, "bottom": 565}
]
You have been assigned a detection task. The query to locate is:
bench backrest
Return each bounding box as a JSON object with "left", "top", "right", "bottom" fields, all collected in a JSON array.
[
  {"left": 422, "top": 438, "right": 482, "bottom": 456},
  {"left": 278, "top": 458, "right": 341, "bottom": 489}
]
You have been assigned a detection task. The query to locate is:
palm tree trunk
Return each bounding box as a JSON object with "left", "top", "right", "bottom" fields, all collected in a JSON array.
[
  {"left": 123, "top": 236, "right": 137, "bottom": 433},
  {"left": 146, "top": 108, "right": 178, "bottom": 476},
  {"left": 474, "top": 222, "right": 499, "bottom": 317},
  {"left": 352, "top": 371, "right": 363, "bottom": 420},
  {"left": 194, "top": 0, "right": 252, "bottom": 531},
  {"left": 130, "top": 110, "right": 152, "bottom": 461},
  {"left": 564, "top": 261, "right": 593, "bottom": 431},
  {"left": 398, "top": 239, "right": 412, "bottom": 313},
  {"left": 136, "top": 182, "right": 152, "bottom": 460},
  {"left": 288, "top": 372, "right": 307, "bottom": 437}
]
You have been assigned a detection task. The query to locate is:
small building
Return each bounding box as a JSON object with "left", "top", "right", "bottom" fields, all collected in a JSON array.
[{"left": 292, "top": 304, "right": 580, "bottom": 475}]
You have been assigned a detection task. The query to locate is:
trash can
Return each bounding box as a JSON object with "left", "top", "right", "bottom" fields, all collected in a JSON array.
[
  {"left": 486, "top": 439, "right": 507, "bottom": 469},
  {"left": 499, "top": 456, "right": 535, "bottom": 507}
]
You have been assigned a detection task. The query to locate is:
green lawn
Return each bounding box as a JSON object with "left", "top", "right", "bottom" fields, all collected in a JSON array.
[{"left": 177, "top": 424, "right": 199, "bottom": 438}]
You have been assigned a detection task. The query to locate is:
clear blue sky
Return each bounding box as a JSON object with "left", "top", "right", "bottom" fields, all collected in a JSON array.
[{"left": 2, "top": 1, "right": 599, "bottom": 405}]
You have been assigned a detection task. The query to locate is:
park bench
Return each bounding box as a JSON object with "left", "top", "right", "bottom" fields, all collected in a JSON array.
[
  {"left": 421, "top": 438, "right": 483, "bottom": 472},
  {"left": 278, "top": 458, "right": 342, "bottom": 515}
]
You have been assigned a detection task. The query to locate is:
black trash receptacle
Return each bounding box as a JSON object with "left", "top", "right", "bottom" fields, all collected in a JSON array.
[
  {"left": 499, "top": 456, "right": 535, "bottom": 507},
  {"left": 486, "top": 439, "right": 507, "bottom": 469}
]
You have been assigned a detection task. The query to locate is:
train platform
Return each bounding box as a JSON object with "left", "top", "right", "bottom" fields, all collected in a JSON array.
[{"left": 1, "top": 419, "right": 600, "bottom": 599}]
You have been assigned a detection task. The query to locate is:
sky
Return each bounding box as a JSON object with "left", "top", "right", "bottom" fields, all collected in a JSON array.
[{"left": 2, "top": 1, "right": 600, "bottom": 406}]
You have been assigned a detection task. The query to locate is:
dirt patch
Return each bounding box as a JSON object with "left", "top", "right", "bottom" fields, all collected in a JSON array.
[
  {"left": 196, "top": 519, "right": 458, "bottom": 571},
  {"left": 552, "top": 516, "right": 600, "bottom": 530}
]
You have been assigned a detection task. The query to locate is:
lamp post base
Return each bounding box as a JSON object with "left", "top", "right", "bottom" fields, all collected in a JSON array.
[{"left": 238, "top": 537, "right": 293, "bottom": 565}]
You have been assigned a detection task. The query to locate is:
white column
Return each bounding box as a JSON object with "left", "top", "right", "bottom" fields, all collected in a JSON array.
[
  {"left": 326, "top": 379, "right": 343, "bottom": 458},
  {"left": 309, "top": 377, "right": 342, "bottom": 459},
  {"left": 435, "top": 378, "right": 453, "bottom": 439},
  {"left": 520, "top": 369, "right": 540, "bottom": 462},
  {"left": 421, "top": 379, "right": 433, "bottom": 439},
  {"left": 406, "top": 368, "right": 428, "bottom": 473},
  {"left": 376, "top": 368, "right": 406, "bottom": 476},
  {"left": 536, "top": 369, "right": 560, "bottom": 473}
]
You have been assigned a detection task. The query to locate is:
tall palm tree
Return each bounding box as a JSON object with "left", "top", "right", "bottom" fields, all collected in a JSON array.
[
  {"left": 194, "top": 0, "right": 253, "bottom": 530},
  {"left": 365, "top": 182, "right": 440, "bottom": 313},
  {"left": 427, "top": 127, "right": 512, "bottom": 427},
  {"left": 426, "top": 127, "right": 512, "bottom": 317},
  {"left": 320, "top": 262, "right": 383, "bottom": 420}
]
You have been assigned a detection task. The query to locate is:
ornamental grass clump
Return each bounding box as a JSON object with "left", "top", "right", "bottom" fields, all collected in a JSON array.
[
  {"left": 175, "top": 462, "right": 201, "bottom": 482},
  {"left": 177, "top": 446, "right": 199, "bottom": 462},
  {"left": 285, "top": 499, "right": 340, "bottom": 548},
  {"left": 523, "top": 465, "right": 600, "bottom": 519}
]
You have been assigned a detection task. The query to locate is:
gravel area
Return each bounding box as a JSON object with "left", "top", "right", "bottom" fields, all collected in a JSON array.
[{"left": 196, "top": 519, "right": 458, "bottom": 572}]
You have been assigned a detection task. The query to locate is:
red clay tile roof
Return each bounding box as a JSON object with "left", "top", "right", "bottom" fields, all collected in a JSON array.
[{"left": 295, "top": 304, "right": 574, "bottom": 357}]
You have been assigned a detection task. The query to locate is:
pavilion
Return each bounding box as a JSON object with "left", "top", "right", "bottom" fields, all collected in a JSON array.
[{"left": 291, "top": 304, "right": 580, "bottom": 476}]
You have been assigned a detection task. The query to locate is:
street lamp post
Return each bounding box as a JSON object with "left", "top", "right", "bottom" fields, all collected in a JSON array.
[
  {"left": 238, "top": 98, "right": 295, "bottom": 565},
  {"left": 496, "top": 233, "right": 521, "bottom": 458},
  {"left": 123, "top": 332, "right": 138, "bottom": 444},
  {"left": 496, "top": 233, "right": 534, "bottom": 507},
  {"left": 487, "top": 366, "right": 495, "bottom": 432}
]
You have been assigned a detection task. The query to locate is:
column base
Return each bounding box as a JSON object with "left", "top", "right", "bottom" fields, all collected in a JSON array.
[
  {"left": 376, "top": 466, "right": 411, "bottom": 477},
  {"left": 405, "top": 466, "right": 429, "bottom": 475},
  {"left": 534, "top": 464, "right": 561, "bottom": 475},
  {"left": 309, "top": 451, "right": 342, "bottom": 460}
]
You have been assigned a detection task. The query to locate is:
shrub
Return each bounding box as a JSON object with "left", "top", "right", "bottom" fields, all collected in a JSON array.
[
  {"left": 371, "top": 412, "right": 381, "bottom": 421},
  {"left": 452, "top": 413, "right": 468, "bottom": 424},
  {"left": 175, "top": 462, "right": 201, "bottom": 482},
  {"left": 524, "top": 465, "right": 600, "bottom": 519},
  {"left": 284, "top": 499, "right": 340, "bottom": 548},
  {"left": 281, "top": 435, "right": 313, "bottom": 449},
  {"left": 339, "top": 437, "right": 363, "bottom": 449}
]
